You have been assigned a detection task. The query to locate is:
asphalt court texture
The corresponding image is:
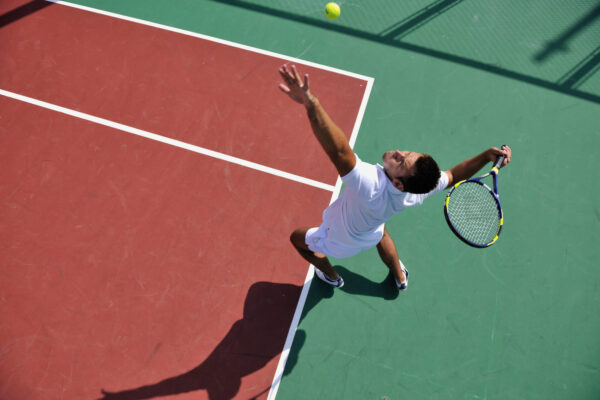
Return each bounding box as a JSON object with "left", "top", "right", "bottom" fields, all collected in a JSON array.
[{"left": 1, "top": 1, "right": 599, "bottom": 400}]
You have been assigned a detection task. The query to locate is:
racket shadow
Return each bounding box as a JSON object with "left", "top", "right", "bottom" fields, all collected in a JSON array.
[{"left": 334, "top": 265, "right": 399, "bottom": 300}]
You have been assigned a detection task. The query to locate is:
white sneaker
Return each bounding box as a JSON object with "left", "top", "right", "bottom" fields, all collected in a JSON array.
[
  {"left": 314, "top": 268, "right": 344, "bottom": 288},
  {"left": 395, "top": 262, "right": 409, "bottom": 291}
]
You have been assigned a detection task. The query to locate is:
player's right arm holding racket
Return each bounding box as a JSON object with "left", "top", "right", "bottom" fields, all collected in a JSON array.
[{"left": 444, "top": 145, "right": 511, "bottom": 188}]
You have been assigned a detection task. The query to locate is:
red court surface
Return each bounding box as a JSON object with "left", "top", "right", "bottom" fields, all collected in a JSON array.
[
  {"left": 0, "top": 0, "right": 367, "bottom": 185},
  {"left": 0, "top": 1, "right": 370, "bottom": 399},
  {"left": 1, "top": 96, "right": 332, "bottom": 399}
]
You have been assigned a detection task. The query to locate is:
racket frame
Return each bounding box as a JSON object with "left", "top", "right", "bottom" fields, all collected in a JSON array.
[{"left": 443, "top": 154, "right": 505, "bottom": 248}]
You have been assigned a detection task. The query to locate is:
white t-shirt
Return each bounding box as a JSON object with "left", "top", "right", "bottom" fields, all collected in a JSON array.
[{"left": 318, "top": 154, "right": 449, "bottom": 256}]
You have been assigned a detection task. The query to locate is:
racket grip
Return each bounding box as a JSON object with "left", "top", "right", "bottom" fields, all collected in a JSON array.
[{"left": 493, "top": 145, "right": 508, "bottom": 170}]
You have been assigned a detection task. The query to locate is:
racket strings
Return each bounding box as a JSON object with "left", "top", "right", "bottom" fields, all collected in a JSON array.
[{"left": 446, "top": 182, "right": 501, "bottom": 245}]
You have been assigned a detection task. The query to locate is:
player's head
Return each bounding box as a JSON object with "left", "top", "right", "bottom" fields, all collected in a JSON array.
[{"left": 382, "top": 150, "right": 440, "bottom": 194}]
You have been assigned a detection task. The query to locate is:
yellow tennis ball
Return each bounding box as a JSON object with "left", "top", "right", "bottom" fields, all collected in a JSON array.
[{"left": 325, "top": 2, "right": 340, "bottom": 19}]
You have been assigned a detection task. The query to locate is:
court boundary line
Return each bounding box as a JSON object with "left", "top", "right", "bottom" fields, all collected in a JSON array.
[
  {"left": 32, "top": 2, "right": 375, "bottom": 398},
  {"left": 45, "top": 0, "right": 373, "bottom": 83},
  {"left": 266, "top": 76, "right": 373, "bottom": 400},
  {"left": 0, "top": 88, "right": 336, "bottom": 191}
]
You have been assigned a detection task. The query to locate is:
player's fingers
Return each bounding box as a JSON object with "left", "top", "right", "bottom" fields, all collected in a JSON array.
[
  {"left": 304, "top": 74, "right": 310, "bottom": 90},
  {"left": 279, "top": 66, "right": 290, "bottom": 79},
  {"left": 500, "top": 145, "right": 511, "bottom": 166},
  {"left": 278, "top": 67, "right": 287, "bottom": 80},
  {"left": 292, "top": 65, "right": 302, "bottom": 85},
  {"left": 279, "top": 71, "right": 295, "bottom": 88},
  {"left": 279, "top": 83, "right": 292, "bottom": 96},
  {"left": 489, "top": 146, "right": 507, "bottom": 165},
  {"left": 494, "top": 146, "right": 508, "bottom": 156},
  {"left": 285, "top": 64, "right": 296, "bottom": 80},
  {"left": 490, "top": 147, "right": 503, "bottom": 157},
  {"left": 280, "top": 65, "right": 293, "bottom": 81}
]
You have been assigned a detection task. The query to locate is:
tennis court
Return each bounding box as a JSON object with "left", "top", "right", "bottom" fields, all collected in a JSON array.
[{"left": 1, "top": 1, "right": 599, "bottom": 399}]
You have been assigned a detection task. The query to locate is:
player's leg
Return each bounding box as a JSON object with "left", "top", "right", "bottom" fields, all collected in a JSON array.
[
  {"left": 376, "top": 227, "right": 407, "bottom": 286},
  {"left": 290, "top": 227, "right": 341, "bottom": 281}
]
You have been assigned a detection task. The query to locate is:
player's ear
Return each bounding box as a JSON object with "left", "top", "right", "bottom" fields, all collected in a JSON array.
[{"left": 393, "top": 177, "right": 405, "bottom": 191}]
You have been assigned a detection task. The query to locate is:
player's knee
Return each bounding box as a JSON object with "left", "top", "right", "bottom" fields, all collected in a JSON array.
[
  {"left": 290, "top": 231, "right": 299, "bottom": 247},
  {"left": 290, "top": 229, "right": 305, "bottom": 249}
]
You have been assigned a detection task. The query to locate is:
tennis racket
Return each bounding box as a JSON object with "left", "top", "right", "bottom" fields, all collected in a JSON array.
[{"left": 444, "top": 150, "right": 506, "bottom": 248}]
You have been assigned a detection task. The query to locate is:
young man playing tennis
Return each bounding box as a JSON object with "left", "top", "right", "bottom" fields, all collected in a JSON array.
[{"left": 279, "top": 65, "right": 511, "bottom": 291}]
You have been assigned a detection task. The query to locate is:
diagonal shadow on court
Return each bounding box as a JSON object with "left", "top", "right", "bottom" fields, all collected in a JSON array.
[
  {"left": 334, "top": 265, "right": 400, "bottom": 301},
  {"left": 0, "top": 0, "right": 54, "bottom": 28},
  {"left": 380, "top": 0, "right": 464, "bottom": 40},
  {"left": 534, "top": 2, "right": 600, "bottom": 63},
  {"left": 97, "top": 281, "right": 327, "bottom": 400},
  {"left": 535, "top": 2, "right": 600, "bottom": 90},
  {"left": 211, "top": 0, "right": 600, "bottom": 104}
]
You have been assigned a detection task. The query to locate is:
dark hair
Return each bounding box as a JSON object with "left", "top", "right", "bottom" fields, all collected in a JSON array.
[{"left": 402, "top": 154, "right": 441, "bottom": 194}]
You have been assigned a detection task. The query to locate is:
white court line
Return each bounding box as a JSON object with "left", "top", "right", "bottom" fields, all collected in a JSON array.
[
  {"left": 0, "top": 88, "right": 336, "bottom": 191},
  {"left": 42, "top": 0, "right": 375, "bottom": 192},
  {"left": 35, "top": 2, "right": 376, "bottom": 398},
  {"left": 45, "top": 0, "right": 373, "bottom": 82},
  {"left": 267, "top": 78, "right": 373, "bottom": 400}
]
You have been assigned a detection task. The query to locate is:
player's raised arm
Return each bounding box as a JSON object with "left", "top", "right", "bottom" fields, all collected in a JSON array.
[
  {"left": 444, "top": 145, "right": 511, "bottom": 188},
  {"left": 278, "top": 64, "right": 356, "bottom": 177}
]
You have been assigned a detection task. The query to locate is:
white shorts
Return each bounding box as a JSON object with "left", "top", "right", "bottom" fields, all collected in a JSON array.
[{"left": 305, "top": 222, "right": 384, "bottom": 259}]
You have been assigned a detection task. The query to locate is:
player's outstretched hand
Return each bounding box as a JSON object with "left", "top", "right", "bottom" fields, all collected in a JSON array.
[{"left": 278, "top": 64, "right": 314, "bottom": 106}]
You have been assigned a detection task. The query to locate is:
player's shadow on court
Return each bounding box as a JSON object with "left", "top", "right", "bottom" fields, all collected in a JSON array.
[
  {"left": 334, "top": 265, "right": 399, "bottom": 300},
  {"left": 97, "top": 281, "right": 327, "bottom": 400}
]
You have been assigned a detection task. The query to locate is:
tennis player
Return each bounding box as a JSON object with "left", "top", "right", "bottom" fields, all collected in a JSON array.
[{"left": 279, "top": 65, "right": 511, "bottom": 291}]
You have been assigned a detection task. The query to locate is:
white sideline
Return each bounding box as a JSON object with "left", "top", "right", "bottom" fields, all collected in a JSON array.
[{"left": 15, "top": 2, "right": 377, "bottom": 398}]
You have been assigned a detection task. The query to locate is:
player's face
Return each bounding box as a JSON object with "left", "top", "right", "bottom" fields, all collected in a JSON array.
[{"left": 382, "top": 150, "right": 422, "bottom": 190}]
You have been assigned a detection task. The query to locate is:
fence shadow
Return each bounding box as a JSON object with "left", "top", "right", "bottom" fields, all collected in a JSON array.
[
  {"left": 211, "top": 0, "right": 600, "bottom": 104},
  {"left": 0, "top": 0, "right": 54, "bottom": 28}
]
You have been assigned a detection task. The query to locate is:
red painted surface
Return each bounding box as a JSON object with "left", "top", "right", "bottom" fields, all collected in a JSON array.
[
  {"left": 0, "top": 97, "right": 332, "bottom": 399},
  {"left": 0, "top": 1, "right": 368, "bottom": 399},
  {"left": 0, "top": 0, "right": 367, "bottom": 186}
]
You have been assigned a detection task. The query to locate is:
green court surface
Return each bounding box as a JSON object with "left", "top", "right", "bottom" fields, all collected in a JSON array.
[{"left": 41, "top": 1, "right": 600, "bottom": 399}]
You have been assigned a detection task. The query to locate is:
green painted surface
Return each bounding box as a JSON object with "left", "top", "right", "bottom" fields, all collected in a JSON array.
[{"left": 59, "top": 1, "right": 600, "bottom": 398}]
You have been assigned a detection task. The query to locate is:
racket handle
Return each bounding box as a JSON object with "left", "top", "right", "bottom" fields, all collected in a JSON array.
[{"left": 493, "top": 144, "right": 508, "bottom": 170}]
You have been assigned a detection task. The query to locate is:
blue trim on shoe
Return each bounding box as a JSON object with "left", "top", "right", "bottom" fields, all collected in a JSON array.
[{"left": 314, "top": 268, "right": 344, "bottom": 288}]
